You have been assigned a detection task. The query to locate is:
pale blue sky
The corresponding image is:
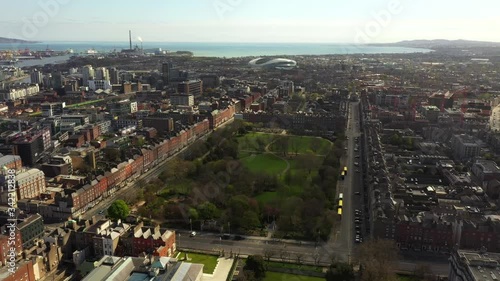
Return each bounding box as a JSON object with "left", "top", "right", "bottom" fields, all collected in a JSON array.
[{"left": 1, "top": 0, "right": 499, "bottom": 43}]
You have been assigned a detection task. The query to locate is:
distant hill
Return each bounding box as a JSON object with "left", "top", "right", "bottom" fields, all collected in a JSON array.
[
  {"left": 372, "top": 39, "right": 500, "bottom": 49},
  {"left": 0, "top": 37, "right": 39, "bottom": 44}
]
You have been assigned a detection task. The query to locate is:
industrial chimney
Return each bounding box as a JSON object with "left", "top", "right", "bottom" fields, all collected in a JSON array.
[{"left": 129, "top": 30, "right": 132, "bottom": 50}]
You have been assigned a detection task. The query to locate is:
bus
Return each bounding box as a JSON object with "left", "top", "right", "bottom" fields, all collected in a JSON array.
[
  {"left": 339, "top": 193, "right": 343, "bottom": 200},
  {"left": 337, "top": 207, "right": 342, "bottom": 218},
  {"left": 338, "top": 199, "right": 343, "bottom": 207},
  {"left": 343, "top": 166, "right": 348, "bottom": 175}
]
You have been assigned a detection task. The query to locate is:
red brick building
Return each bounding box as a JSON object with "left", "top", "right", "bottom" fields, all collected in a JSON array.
[
  {"left": 0, "top": 155, "right": 22, "bottom": 174},
  {"left": 130, "top": 224, "right": 176, "bottom": 257},
  {"left": 1, "top": 260, "right": 36, "bottom": 281},
  {"left": 0, "top": 231, "right": 23, "bottom": 266}
]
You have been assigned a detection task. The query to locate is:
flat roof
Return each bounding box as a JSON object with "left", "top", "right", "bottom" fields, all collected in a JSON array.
[{"left": 457, "top": 250, "right": 500, "bottom": 281}]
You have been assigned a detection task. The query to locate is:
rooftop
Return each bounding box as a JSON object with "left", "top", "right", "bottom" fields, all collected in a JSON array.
[
  {"left": 474, "top": 160, "right": 500, "bottom": 174},
  {"left": 457, "top": 249, "right": 500, "bottom": 281}
]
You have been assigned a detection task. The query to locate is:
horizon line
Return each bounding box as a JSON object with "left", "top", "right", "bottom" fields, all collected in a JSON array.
[{"left": 1, "top": 38, "right": 500, "bottom": 44}]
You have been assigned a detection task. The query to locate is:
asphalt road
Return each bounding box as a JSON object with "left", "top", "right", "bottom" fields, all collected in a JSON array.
[{"left": 326, "top": 101, "right": 362, "bottom": 264}]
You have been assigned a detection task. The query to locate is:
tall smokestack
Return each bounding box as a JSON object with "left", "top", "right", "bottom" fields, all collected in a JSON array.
[{"left": 129, "top": 30, "right": 132, "bottom": 50}]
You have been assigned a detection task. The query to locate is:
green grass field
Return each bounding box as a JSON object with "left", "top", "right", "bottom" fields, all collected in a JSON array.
[
  {"left": 238, "top": 133, "right": 332, "bottom": 156},
  {"left": 238, "top": 133, "right": 332, "bottom": 205},
  {"left": 255, "top": 191, "right": 278, "bottom": 204},
  {"left": 178, "top": 252, "right": 218, "bottom": 274},
  {"left": 238, "top": 132, "right": 274, "bottom": 152},
  {"left": 240, "top": 154, "right": 288, "bottom": 175},
  {"left": 263, "top": 272, "right": 324, "bottom": 281},
  {"left": 269, "top": 135, "right": 332, "bottom": 155}
]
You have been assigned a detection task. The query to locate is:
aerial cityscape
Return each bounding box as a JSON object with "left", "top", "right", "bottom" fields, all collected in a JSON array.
[{"left": 1, "top": 1, "right": 500, "bottom": 281}]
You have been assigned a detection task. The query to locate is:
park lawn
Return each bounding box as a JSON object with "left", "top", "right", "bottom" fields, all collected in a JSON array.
[
  {"left": 237, "top": 132, "right": 274, "bottom": 152},
  {"left": 255, "top": 191, "right": 278, "bottom": 205},
  {"left": 263, "top": 272, "right": 324, "bottom": 281},
  {"left": 240, "top": 154, "right": 288, "bottom": 175},
  {"left": 159, "top": 178, "right": 193, "bottom": 197},
  {"left": 269, "top": 135, "right": 332, "bottom": 155},
  {"left": 178, "top": 252, "right": 218, "bottom": 274}
]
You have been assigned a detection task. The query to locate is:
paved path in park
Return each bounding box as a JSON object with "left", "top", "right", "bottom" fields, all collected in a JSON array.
[{"left": 203, "top": 257, "right": 235, "bottom": 281}]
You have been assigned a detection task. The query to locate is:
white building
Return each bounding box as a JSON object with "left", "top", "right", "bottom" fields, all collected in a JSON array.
[
  {"left": 95, "top": 67, "right": 110, "bottom": 81},
  {"left": 88, "top": 80, "right": 112, "bottom": 91},
  {"left": 82, "top": 65, "right": 95, "bottom": 86},
  {"left": 1, "top": 84, "right": 40, "bottom": 101},
  {"left": 170, "top": 93, "right": 194, "bottom": 107}
]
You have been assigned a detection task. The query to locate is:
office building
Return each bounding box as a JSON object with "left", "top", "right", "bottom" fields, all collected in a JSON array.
[
  {"left": 16, "top": 168, "right": 46, "bottom": 200},
  {"left": 177, "top": 80, "right": 203, "bottom": 97},
  {"left": 88, "top": 80, "right": 112, "bottom": 91},
  {"left": 17, "top": 214, "right": 45, "bottom": 249},
  {"left": 451, "top": 134, "right": 480, "bottom": 161},
  {"left": 51, "top": 71, "right": 63, "bottom": 88},
  {"left": 82, "top": 65, "right": 95, "bottom": 86},
  {"left": 110, "top": 100, "right": 138, "bottom": 115},
  {"left": 109, "top": 67, "right": 120, "bottom": 84},
  {"left": 161, "top": 62, "right": 173, "bottom": 83},
  {"left": 41, "top": 102, "right": 66, "bottom": 117},
  {"left": 170, "top": 93, "right": 194, "bottom": 107},
  {"left": 95, "top": 67, "right": 109, "bottom": 81},
  {"left": 30, "top": 69, "right": 43, "bottom": 84},
  {"left": 14, "top": 133, "right": 45, "bottom": 166}
]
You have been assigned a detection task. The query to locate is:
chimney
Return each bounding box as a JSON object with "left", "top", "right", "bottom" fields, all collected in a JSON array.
[{"left": 129, "top": 30, "right": 132, "bottom": 50}]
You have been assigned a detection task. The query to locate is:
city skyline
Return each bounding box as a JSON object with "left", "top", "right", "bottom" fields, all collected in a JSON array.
[{"left": 1, "top": 0, "right": 499, "bottom": 43}]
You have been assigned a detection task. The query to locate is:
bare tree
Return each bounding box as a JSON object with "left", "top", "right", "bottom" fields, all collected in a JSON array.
[
  {"left": 357, "top": 239, "right": 399, "bottom": 281},
  {"left": 313, "top": 252, "right": 321, "bottom": 265},
  {"left": 295, "top": 252, "right": 305, "bottom": 265},
  {"left": 279, "top": 248, "right": 289, "bottom": 262},
  {"left": 263, "top": 248, "right": 277, "bottom": 262}
]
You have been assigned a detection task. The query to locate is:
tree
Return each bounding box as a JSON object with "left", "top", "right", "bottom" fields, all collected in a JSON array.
[
  {"left": 263, "top": 248, "right": 276, "bottom": 262},
  {"left": 188, "top": 208, "right": 199, "bottom": 220},
  {"left": 197, "top": 202, "right": 219, "bottom": 220},
  {"left": 389, "top": 133, "right": 403, "bottom": 146},
  {"left": 357, "top": 239, "right": 399, "bottom": 281},
  {"left": 107, "top": 200, "right": 130, "bottom": 220},
  {"left": 326, "top": 262, "right": 355, "bottom": 281},
  {"left": 295, "top": 252, "right": 305, "bottom": 265},
  {"left": 279, "top": 249, "right": 289, "bottom": 262},
  {"left": 296, "top": 152, "right": 320, "bottom": 174},
  {"left": 243, "top": 255, "right": 266, "bottom": 280}
]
